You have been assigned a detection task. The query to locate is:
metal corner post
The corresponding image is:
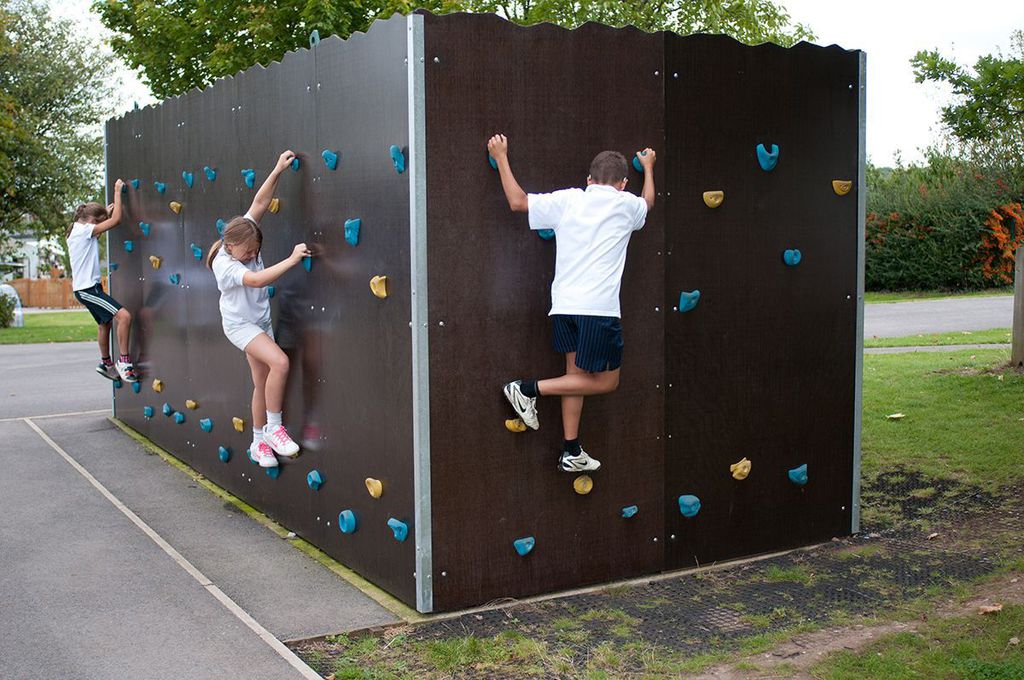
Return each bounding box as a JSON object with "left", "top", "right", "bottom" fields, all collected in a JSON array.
[
  {"left": 851, "top": 51, "right": 867, "bottom": 534},
  {"left": 104, "top": 126, "right": 116, "bottom": 418}
]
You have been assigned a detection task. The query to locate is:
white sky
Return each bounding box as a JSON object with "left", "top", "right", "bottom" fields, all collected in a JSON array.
[{"left": 53, "top": 0, "right": 1024, "bottom": 167}]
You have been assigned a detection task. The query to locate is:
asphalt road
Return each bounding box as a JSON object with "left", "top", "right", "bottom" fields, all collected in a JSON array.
[{"left": 863, "top": 295, "right": 1013, "bottom": 338}]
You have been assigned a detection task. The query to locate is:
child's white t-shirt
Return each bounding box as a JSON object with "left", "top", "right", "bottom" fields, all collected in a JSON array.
[
  {"left": 67, "top": 222, "right": 101, "bottom": 291},
  {"left": 527, "top": 184, "right": 648, "bottom": 318},
  {"left": 211, "top": 214, "right": 271, "bottom": 328}
]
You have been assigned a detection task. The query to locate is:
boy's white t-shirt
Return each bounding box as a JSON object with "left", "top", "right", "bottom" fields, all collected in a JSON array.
[
  {"left": 211, "top": 213, "right": 271, "bottom": 328},
  {"left": 527, "top": 184, "right": 648, "bottom": 318},
  {"left": 67, "top": 222, "right": 102, "bottom": 291}
]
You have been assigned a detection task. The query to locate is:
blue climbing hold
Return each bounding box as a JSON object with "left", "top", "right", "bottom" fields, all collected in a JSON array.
[
  {"left": 321, "top": 149, "right": 338, "bottom": 170},
  {"left": 307, "top": 470, "right": 323, "bottom": 490},
  {"left": 632, "top": 150, "right": 649, "bottom": 173},
  {"left": 191, "top": 243, "right": 203, "bottom": 260},
  {"left": 203, "top": 166, "right": 217, "bottom": 181},
  {"left": 216, "top": 219, "right": 226, "bottom": 235},
  {"left": 389, "top": 145, "right": 406, "bottom": 174},
  {"left": 120, "top": 183, "right": 127, "bottom": 194},
  {"left": 756, "top": 143, "right": 779, "bottom": 172},
  {"left": 302, "top": 256, "right": 312, "bottom": 272},
  {"left": 218, "top": 446, "right": 231, "bottom": 463},
  {"left": 538, "top": 229, "right": 555, "bottom": 241},
  {"left": 174, "top": 412, "right": 186, "bottom": 424},
  {"left": 130, "top": 179, "right": 140, "bottom": 189},
  {"left": 788, "top": 464, "right": 808, "bottom": 486},
  {"left": 783, "top": 249, "right": 802, "bottom": 266},
  {"left": 387, "top": 518, "right": 409, "bottom": 542},
  {"left": 246, "top": 448, "right": 256, "bottom": 464},
  {"left": 113, "top": 378, "right": 122, "bottom": 389},
  {"left": 131, "top": 381, "right": 141, "bottom": 394},
  {"left": 266, "top": 466, "right": 280, "bottom": 479},
  {"left": 182, "top": 171, "right": 194, "bottom": 188},
  {"left": 291, "top": 157, "right": 300, "bottom": 171},
  {"left": 162, "top": 403, "right": 173, "bottom": 416},
  {"left": 487, "top": 153, "right": 498, "bottom": 170},
  {"left": 513, "top": 536, "right": 535, "bottom": 556},
  {"left": 154, "top": 181, "right": 166, "bottom": 194},
  {"left": 309, "top": 29, "right": 320, "bottom": 47},
  {"left": 344, "top": 218, "right": 361, "bottom": 247},
  {"left": 241, "top": 169, "right": 255, "bottom": 188},
  {"left": 139, "top": 222, "right": 150, "bottom": 237},
  {"left": 143, "top": 406, "right": 154, "bottom": 418},
  {"left": 109, "top": 263, "right": 119, "bottom": 271},
  {"left": 124, "top": 240, "right": 134, "bottom": 253},
  {"left": 677, "top": 290, "right": 700, "bottom": 313},
  {"left": 678, "top": 494, "right": 702, "bottom": 518},
  {"left": 199, "top": 418, "right": 213, "bottom": 433},
  {"left": 169, "top": 273, "right": 181, "bottom": 285},
  {"left": 621, "top": 505, "right": 639, "bottom": 519},
  {"left": 338, "top": 510, "right": 357, "bottom": 534},
  {"left": 267, "top": 285, "right": 275, "bottom": 298}
]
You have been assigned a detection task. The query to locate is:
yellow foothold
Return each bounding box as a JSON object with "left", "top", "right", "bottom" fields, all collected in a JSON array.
[
  {"left": 365, "top": 477, "right": 383, "bottom": 499},
  {"left": 185, "top": 399, "right": 198, "bottom": 410},
  {"left": 268, "top": 197, "right": 280, "bottom": 213},
  {"left": 573, "top": 475, "right": 594, "bottom": 495},
  {"left": 169, "top": 201, "right": 182, "bottom": 214},
  {"left": 152, "top": 379, "right": 163, "bottom": 393},
  {"left": 149, "top": 255, "right": 162, "bottom": 269},
  {"left": 369, "top": 275, "right": 388, "bottom": 299},
  {"left": 702, "top": 190, "right": 724, "bottom": 208},
  {"left": 232, "top": 417, "right": 245, "bottom": 432},
  {"left": 730, "top": 457, "right": 752, "bottom": 480},
  {"left": 505, "top": 418, "right": 527, "bottom": 433},
  {"left": 832, "top": 180, "right": 852, "bottom": 196}
]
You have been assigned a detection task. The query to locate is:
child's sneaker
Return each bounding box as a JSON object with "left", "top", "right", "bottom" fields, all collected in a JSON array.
[
  {"left": 115, "top": 360, "right": 139, "bottom": 383},
  {"left": 249, "top": 441, "right": 278, "bottom": 468},
  {"left": 559, "top": 448, "right": 601, "bottom": 473},
  {"left": 264, "top": 424, "right": 300, "bottom": 458},
  {"left": 301, "top": 422, "right": 322, "bottom": 451},
  {"left": 503, "top": 380, "right": 539, "bottom": 430},
  {"left": 95, "top": 362, "right": 119, "bottom": 380}
]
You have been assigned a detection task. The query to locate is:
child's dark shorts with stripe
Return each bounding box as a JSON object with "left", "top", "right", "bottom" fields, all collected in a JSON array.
[
  {"left": 74, "top": 283, "right": 123, "bottom": 325},
  {"left": 551, "top": 314, "right": 623, "bottom": 373}
]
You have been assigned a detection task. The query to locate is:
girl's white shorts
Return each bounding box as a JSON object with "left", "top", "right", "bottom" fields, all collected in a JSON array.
[{"left": 223, "top": 319, "right": 274, "bottom": 351}]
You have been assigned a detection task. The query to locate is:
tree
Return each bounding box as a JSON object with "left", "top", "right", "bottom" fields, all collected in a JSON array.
[
  {"left": 94, "top": 0, "right": 814, "bottom": 100},
  {"left": 0, "top": 0, "right": 114, "bottom": 272}
]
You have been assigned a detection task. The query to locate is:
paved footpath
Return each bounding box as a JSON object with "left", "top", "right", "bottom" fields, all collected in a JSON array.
[
  {"left": 864, "top": 294, "right": 1012, "bottom": 338},
  {"left": 0, "top": 342, "right": 396, "bottom": 680}
]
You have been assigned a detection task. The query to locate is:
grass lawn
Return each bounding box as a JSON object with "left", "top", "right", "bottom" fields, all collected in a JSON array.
[
  {"left": 865, "top": 287, "right": 1013, "bottom": 304},
  {"left": 0, "top": 311, "right": 94, "bottom": 344},
  {"left": 864, "top": 328, "right": 1012, "bottom": 348}
]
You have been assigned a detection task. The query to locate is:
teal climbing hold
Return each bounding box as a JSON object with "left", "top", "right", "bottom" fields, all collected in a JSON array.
[
  {"left": 321, "top": 149, "right": 338, "bottom": 170},
  {"left": 487, "top": 153, "right": 498, "bottom": 170},
  {"left": 756, "top": 143, "right": 779, "bottom": 171},
  {"left": 344, "top": 218, "right": 361, "bottom": 246},
  {"left": 139, "top": 222, "right": 150, "bottom": 237},
  {"left": 113, "top": 378, "right": 122, "bottom": 389},
  {"left": 678, "top": 494, "right": 702, "bottom": 518},
  {"left": 191, "top": 243, "right": 203, "bottom": 260},
  {"left": 783, "top": 249, "right": 802, "bottom": 266},
  {"left": 199, "top": 418, "right": 213, "bottom": 433},
  {"left": 109, "top": 263, "right": 119, "bottom": 271},
  {"left": 124, "top": 240, "right": 134, "bottom": 253},
  {"left": 203, "top": 166, "right": 217, "bottom": 181},
  {"left": 309, "top": 29, "right": 320, "bottom": 47},
  {"left": 307, "top": 470, "right": 323, "bottom": 490},
  {"left": 241, "top": 169, "right": 255, "bottom": 188},
  {"left": 677, "top": 290, "right": 700, "bottom": 313},
  {"left": 246, "top": 448, "right": 256, "bottom": 464},
  {"left": 387, "top": 518, "right": 409, "bottom": 542},
  {"left": 538, "top": 229, "right": 555, "bottom": 240},
  {"left": 174, "top": 412, "right": 185, "bottom": 424},
  {"left": 143, "top": 406, "right": 154, "bottom": 418},
  {"left": 216, "top": 219, "right": 226, "bottom": 235},
  {"left": 162, "top": 403, "right": 173, "bottom": 416},
  {"left": 154, "top": 181, "right": 166, "bottom": 193},
  {"left": 302, "top": 256, "right": 311, "bottom": 272},
  {"left": 169, "top": 273, "right": 181, "bottom": 285},
  {"left": 513, "top": 536, "right": 535, "bottom": 556},
  {"left": 632, "top": 150, "right": 649, "bottom": 173},
  {"left": 291, "top": 157, "right": 300, "bottom": 171},
  {"left": 788, "top": 464, "right": 808, "bottom": 486},
  {"left": 621, "top": 505, "right": 639, "bottom": 519},
  {"left": 338, "top": 510, "right": 357, "bottom": 534},
  {"left": 267, "top": 285, "right": 275, "bottom": 298},
  {"left": 218, "top": 446, "right": 231, "bottom": 463},
  {"left": 389, "top": 145, "right": 406, "bottom": 174},
  {"left": 182, "top": 171, "right": 194, "bottom": 188},
  {"left": 120, "top": 183, "right": 127, "bottom": 194},
  {"left": 266, "top": 466, "right": 280, "bottom": 479},
  {"left": 130, "top": 179, "right": 140, "bottom": 189},
  {"left": 131, "top": 381, "right": 141, "bottom": 394}
]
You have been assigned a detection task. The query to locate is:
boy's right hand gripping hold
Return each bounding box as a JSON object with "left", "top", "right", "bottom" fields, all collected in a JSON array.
[
  {"left": 487, "top": 133, "right": 528, "bottom": 212},
  {"left": 635, "top": 148, "right": 657, "bottom": 210}
]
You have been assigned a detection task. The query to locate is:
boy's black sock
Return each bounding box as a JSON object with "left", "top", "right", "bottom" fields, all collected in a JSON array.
[
  {"left": 563, "top": 438, "right": 581, "bottom": 455},
  {"left": 101, "top": 355, "right": 113, "bottom": 366},
  {"left": 519, "top": 379, "right": 539, "bottom": 398}
]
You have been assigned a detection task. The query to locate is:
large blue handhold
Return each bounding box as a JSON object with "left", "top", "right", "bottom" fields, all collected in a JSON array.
[
  {"left": 321, "top": 149, "right": 338, "bottom": 170},
  {"left": 130, "top": 179, "right": 140, "bottom": 189},
  {"left": 216, "top": 219, "right": 226, "bottom": 235},
  {"left": 174, "top": 412, "right": 186, "bottom": 424},
  {"left": 338, "top": 510, "right": 357, "bottom": 534},
  {"left": 487, "top": 153, "right": 497, "bottom": 170},
  {"left": 154, "top": 181, "right": 166, "bottom": 193},
  {"left": 621, "top": 505, "right": 639, "bottom": 519},
  {"left": 131, "top": 381, "right": 141, "bottom": 393},
  {"left": 241, "top": 169, "right": 255, "bottom": 188},
  {"left": 162, "top": 403, "right": 173, "bottom": 416},
  {"left": 267, "top": 285, "right": 275, "bottom": 298},
  {"left": 203, "top": 166, "right": 217, "bottom": 181},
  {"left": 513, "top": 536, "right": 535, "bottom": 556},
  {"left": 632, "top": 150, "right": 649, "bottom": 173},
  {"left": 788, "top": 464, "right": 808, "bottom": 486},
  {"left": 783, "top": 249, "right": 802, "bottom": 266},
  {"left": 139, "top": 222, "right": 150, "bottom": 237},
  {"left": 143, "top": 406, "right": 154, "bottom": 418},
  {"left": 266, "top": 466, "right": 280, "bottom": 479},
  {"left": 113, "top": 378, "right": 122, "bottom": 389},
  {"left": 307, "top": 470, "right": 323, "bottom": 490},
  {"left": 190, "top": 243, "right": 203, "bottom": 260},
  {"left": 182, "top": 171, "right": 194, "bottom": 187},
  {"left": 302, "top": 256, "right": 312, "bottom": 272},
  {"left": 387, "top": 518, "right": 409, "bottom": 542},
  {"left": 538, "top": 229, "right": 555, "bottom": 240},
  {"left": 218, "top": 446, "right": 231, "bottom": 463},
  {"left": 199, "top": 418, "right": 213, "bottom": 433},
  {"left": 109, "top": 263, "right": 119, "bottom": 271},
  {"left": 169, "top": 273, "right": 181, "bottom": 285},
  {"left": 756, "top": 143, "right": 779, "bottom": 171},
  {"left": 344, "top": 218, "right": 361, "bottom": 246},
  {"left": 124, "top": 240, "right": 134, "bottom": 253},
  {"left": 677, "top": 290, "right": 700, "bottom": 313},
  {"left": 291, "top": 157, "right": 300, "bottom": 171},
  {"left": 678, "top": 494, "right": 702, "bottom": 518},
  {"left": 121, "top": 183, "right": 127, "bottom": 194},
  {"left": 389, "top": 145, "right": 406, "bottom": 174}
]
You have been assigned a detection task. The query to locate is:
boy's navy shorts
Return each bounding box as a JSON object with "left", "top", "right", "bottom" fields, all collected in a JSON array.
[
  {"left": 551, "top": 314, "right": 623, "bottom": 373},
  {"left": 74, "top": 283, "right": 122, "bottom": 325}
]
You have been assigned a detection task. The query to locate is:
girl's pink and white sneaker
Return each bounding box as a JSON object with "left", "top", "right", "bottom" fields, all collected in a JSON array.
[
  {"left": 250, "top": 441, "right": 278, "bottom": 468},
  {"left": 263, "top": 424, "right": 300, "bottom": 458}
]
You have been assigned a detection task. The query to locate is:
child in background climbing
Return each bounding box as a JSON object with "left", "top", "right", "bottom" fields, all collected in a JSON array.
[
  {"left": 205, "top": 150, "right": 311, "bottom": 468},
  {"left": 68, "top": 179, "right": 139, "bottom": 384},
  {"left": 487, "top": 134, "right": 656, "bottom": 473}
]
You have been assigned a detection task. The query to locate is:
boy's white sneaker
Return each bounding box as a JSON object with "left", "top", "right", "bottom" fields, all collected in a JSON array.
[
  {"left": 115, "top": 360, "right": 139, "bottom": 383},
  {"left": 264, "top": 424, "right": 300, "bottom": 458},
  {"left": 503, "top": 381, "right": 539, "bottom": 430},
  {"left": 249, "top": 441, "right": 278, "bottom": 468},
  {"left": 560, "top": 448, "right": 601, "bottom": 473},
  {"left": 95, "top": 362, "right": 119, "bottom": 380}
]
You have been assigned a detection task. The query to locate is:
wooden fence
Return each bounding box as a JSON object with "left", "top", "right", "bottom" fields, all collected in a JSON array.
[{"left": 7, "top": 277, "right": 107, "bottom": 309}]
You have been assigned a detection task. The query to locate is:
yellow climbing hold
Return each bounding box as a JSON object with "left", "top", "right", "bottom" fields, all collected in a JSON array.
[
  {"left": 505, "top": 418, "right": 527, "bottom": 433},
  {"left": 149, "top": 255, "right": 162, "bottom": 269},
  {"left": 573, "top": 475, "right": 594, "bottom": 495},
  {"left": 730, "top": 457, "right": 752, "bottom": 480},
  {"left": 369, "top": 275, "right": 388, "bottom": 299},
  {"left": 832, "top": 180, "right": 852, "bottom": 196},
  {"left": 169, "top": 201, "right": 182, "bottom": 214},
  {"left": 152, "top": 379, "right": 163, "bottom": 393},
  {"left": 702, "top": 190, "right": 724, "bottom": 208},
  {"left": 268, "top": 197, "right": 280, "bottom": 213},
  {"left": 232, "top": 417, "right": 245, "bottom": 432},
  {"left": 365, "top": 477, "right": 383, "bottom": 499},
  {"left": 185, "top": 399, "right": 198, "bottom": 410}
]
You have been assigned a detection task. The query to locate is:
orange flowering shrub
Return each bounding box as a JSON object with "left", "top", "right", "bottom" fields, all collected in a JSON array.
[{"left": 978, "top": 203, "right": 1024, "bottom": 284}]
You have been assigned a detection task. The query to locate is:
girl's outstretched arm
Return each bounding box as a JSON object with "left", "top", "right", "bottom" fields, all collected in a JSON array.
[
  {"left": 242, "top": 242, "right": 309, "bottom": 288},
  {"left": 247, "top": 150, "right": 295, "bottom": 223},
  {"left": 91, "top": 179, "right": 125, "bottom": 236}
]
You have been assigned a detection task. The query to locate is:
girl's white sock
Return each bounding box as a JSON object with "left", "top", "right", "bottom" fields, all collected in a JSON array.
[
  {"left": 266, "top": 411, "right": 283, "bottom": 427},
  {"left": 252, "top": 427, "right": 264, "bottom": 447}
]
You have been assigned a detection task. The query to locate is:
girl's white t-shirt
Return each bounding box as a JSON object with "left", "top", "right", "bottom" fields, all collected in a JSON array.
[
  {"left": 67, "top": 222, "right": 101, "bottom": 291},
  {"left": 211, "top": 215, "right": 270, "bottom": 328},
  {"left": 527, "top": 184, "right": 648, "bottom": 318}
]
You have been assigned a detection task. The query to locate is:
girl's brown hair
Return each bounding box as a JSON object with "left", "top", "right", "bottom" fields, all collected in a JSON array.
[
  {"left": 69, "top": 203, "right": 108, "bottom": 236},
  {"left": 206, "top": 216, "right": 263, "bottom": 269}
]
